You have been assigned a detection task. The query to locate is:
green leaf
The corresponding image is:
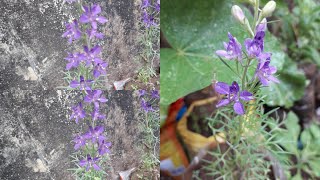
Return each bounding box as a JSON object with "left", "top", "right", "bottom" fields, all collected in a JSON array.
[
  {"left": 160, "top": 0, "right": 286, "bottom": 105},
  {"left": 261, "top": 57, "right": 307, "bottom": 108}
]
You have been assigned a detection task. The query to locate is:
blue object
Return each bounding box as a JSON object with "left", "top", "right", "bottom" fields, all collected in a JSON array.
[
  {"left": 297, "top": 139, "right": 303, "bottom": 150},
  {"left": 176, "top": 105, "right": 187, "bottom": 121}
]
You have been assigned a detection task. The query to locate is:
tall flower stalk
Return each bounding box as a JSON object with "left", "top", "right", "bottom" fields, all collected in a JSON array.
[{"left": 62, "top": 0, "right": 111, "bottom": 178}]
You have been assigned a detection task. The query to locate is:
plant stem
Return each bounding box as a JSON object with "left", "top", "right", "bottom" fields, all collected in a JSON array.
[{"left": 252, "top": 0, "right": 260, "bottom": 34}]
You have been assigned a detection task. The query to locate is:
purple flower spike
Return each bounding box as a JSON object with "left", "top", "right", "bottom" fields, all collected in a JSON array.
[
  {"left": 73, "top": 134, "right": 88, "bottom": 150},
  {"left": 244, "top": 31, "right": 265, "bottom": 58},
  {"left": 143, "top": 11, "right": 157, "bottom": 28},
  {"left": 141, "top": 99, "right": 154, "bottom": 113},
  {"left": 70, "top": 102, "right": 86, "bottom": 123},
  {"left": 70, "top": 76, "right": 93, "bottom": 90},
  {"left": 255, "top": 60, "right": 279, "bottom": 86},
  {"left": 65, "top": 52, "right": 86, "bottom": 70},
  {"left": 151, "top": 90, "right": 159, "bottom": 99},
  {"left": 62, "top": 20, "right": 81, "bottom": 44},
  {"left": 93, "top": 62, "right": 108, "bottom": 78},
  {"left": 87, "top": 28, "right": 104, "bottom": 40},
  {"left": 84, "top": 45, "right": 103, "bottom": 66},
  {"left": 79, "top": 154, "right": 101, "bottom": 171},
  {"left": 216, "top": 32, "right": 242, "bottom": 61},
  {"left": 98, "top": 140, "right": 112, "bottom": 155},
  {"left": 84, "top": 90, "right": 108, "bottom": 107},
  {"left": 86, "top": 126, "right": 106, "bottom": 144},
  {"left": 80, "top": 4, "right": 108, "bottom": 29},
  {"left": 215, "top": 81, "right": 254, "bottom": 115}
]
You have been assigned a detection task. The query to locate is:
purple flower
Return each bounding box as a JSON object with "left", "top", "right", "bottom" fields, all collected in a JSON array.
[
  {"left": 216, "top": 32, "right": 242, "bottom": 61},
  {"left": 79, "top": 154, "right": 101, "bottom": 171},
  {"left": 255, "top": 60, "right": 279, "bottom": 86},
  {"left": 62, "top": 20, "right": 81, "bottom": 44},
  {"left": 244, "top": 31, "right": 265, "bottom": 58},
  {"left": 93, "top": 62, "right": 108, "bottom": 78},
  {"left": 151, "top": 90, "right": 159, "bottom": 99},
  {"left": 70, "top": 102, "right": 86, "bottom": 123},
  {"left": 138, "top": 89, "right": 146, "bottom": 97},
  {"left": 84, "top": 90, "right": 108, "bottom": 108},
  {"left": 87, "top": 28, "right": 104, "bottom": 40},
  {"left": 215, "top": 81, "right": 254, "bottom": 115},
  {"left": 141, "top": 99, "right": 153, "bottom": 113},
  {"left": 84, "top": 45, "right": 103, "bottom": 66},
  {"left": 86, "top": 126, "right": 106, "bottom": 144},
  {"left": 65, "top": 52, "right": 86, "bottom": 70},
  {"left": 155, "top": 0, "right": 160, "bottom": 12},
  {"left": 79, "top": 4, "right": 108, "bottom": 29},
  {"left": 73, "top": 134, "right": 88, "bottom": 150},
  {"left": 92, "top": 108, "right": 106, "bottom": 121},
  {"left": 98, "top": 140, "right": 112, "bottom": 155},
  {"left": 141, "top": 0, "right": 150, "bottom": 8},
  {"left": 143, "top": 11, "right": 157, "bottom": 28},
  {"left": 70, "top": 76, "right": 93, "bottom": 90}
]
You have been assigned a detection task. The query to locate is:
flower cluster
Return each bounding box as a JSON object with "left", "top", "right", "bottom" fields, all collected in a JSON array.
[
  {"left": 62, "top": 1, "right": 111, "bottom": 174},
  {"left": 138, "top": 89, "right": 159, "bottom": 113},
  {"left": 141, "top": 0, "right": 160, "bottom": 28},
  {"left": 215, "top": 1, "right": 279, "bottom": 115}
]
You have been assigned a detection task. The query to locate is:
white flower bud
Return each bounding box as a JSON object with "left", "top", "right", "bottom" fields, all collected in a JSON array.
[
  {"left": 261, "top": 1, "right": 276, "bottom": 18},
  {"left": 231, "top": 5, "right": 246, "bottom": 24}
]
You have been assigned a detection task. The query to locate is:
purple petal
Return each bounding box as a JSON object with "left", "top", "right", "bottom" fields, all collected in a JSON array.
[
  {"left": 216, "top": 50, "right": 228, "bottom": 57},
  {"left": 215, "top": 82, "right": 230, "bottom": 94},
  {"left": 79, "top": 15, "right": 90, "bottom": 23},
  {"left": 96, "top": 16, "right": 108, "bottom": 24},
  {"left": 92, "top": 164, "right": 101, "bottom": 171},
  {"left": 240, "top": 91, "right": 254, "bottom": 101},
  {"left": 216, "top": 99, "right": 230, "bottom": 108},
  {"left": 79, "top": 160, "right": 87, "bottom": 167},
  {"left": 70, "top": 80, "right": 80, "bottom": 88},
  {"left": 91, "top": 4, "right": 102, "bottom": 16},
  {"left": 234, "top": 102, "right": 245, "bottom": 115},
  {"left": 268, "top": 75, "right": 280, "bottom": 84}
]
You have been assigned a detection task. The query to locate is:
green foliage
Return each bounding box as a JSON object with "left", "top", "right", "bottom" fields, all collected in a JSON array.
[
  {"left": 272, "top": 111, "right": 320, "bottom": 179},
  {"left": 160, "top": 0, "right": 305, "bottom": 109},
  {"left": 203, "top": 95, "right": 287, "bottom": 179},
  {"left": 274, "top": 0, "right": 320, "bottom": 66}
]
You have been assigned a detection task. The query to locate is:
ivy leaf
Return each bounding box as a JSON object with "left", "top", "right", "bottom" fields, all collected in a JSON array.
[{"left": 160, "top": 0, "right": 286, "bottom": 106}]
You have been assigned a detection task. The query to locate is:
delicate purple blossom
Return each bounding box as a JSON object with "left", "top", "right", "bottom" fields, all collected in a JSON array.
[
  {"left": 215, "top": 81, "right": 254, "bottom": 115},
  {"left": 86, "top": 126, "right": 106, "bottom": 144},
  {"left": 98, "top": 140, "right": 112, "bottom": 155},
  {"left": 79, "top": 155, "right": 101, "bottom": 171},
  {"left": 84, "top": 90, "right": 108, "bottom": 108},
  {"left": 93, "top": 62, "right": 108, "bottom": 78},
  {"left": 255, "top": 60, "right": 279, "bottom": 86},
  {"left": 70, "top": 102, "right": 86, "bottom": 123},
  {"left": 80, "top": 4, "right": 108, "bottom": 29},
  {"left": 62, "top": 20, "right": 82, "bottom": 44},
  {"left": 151, "top": 90, "right": 159, "bottom": 99},
  {"left": 155, "top": 0, "right": 160, "bottom": 12},
  {"left": 70, "top": 76, "right": 93, "bottom": 90},
  {"left": 74, "top": 134, "right": 87, "bottom": 150},
  {"left": 91, "top": 108, "right": 106, "bottom": 121},
  {"left": 84, "top": 45, "right": 103, "bottom": 66},
  {"left": 216, "top": 32, "right": 242, "bottom": 61},
  {"left": 65, "top": 52, "right": 86, "bottom": 70},
  {"left": 244, "top": 31, "right": 265, "bottom": 58},
  {"left": 143, "top": 10, "right": 157, "bottom": 28},
  {"left": 141, "top": 0, "right": 151, "bottom": 8},
  {"left": 87, "top": 28, "right": 104, "bottom": 40},
  {"left": 141, "top": 99, "right": 154, "bottom": 113},
  {"left": 138, "top": 89, "right": 146, "bottom": 97}
]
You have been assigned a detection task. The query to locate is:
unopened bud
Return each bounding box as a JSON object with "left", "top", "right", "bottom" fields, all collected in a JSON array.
[
  {"left": 261, "top": 1, "right": 276, "bottom": 18},
  {"left": 231, "top": 5, "right": 245, "bottom": 24}
]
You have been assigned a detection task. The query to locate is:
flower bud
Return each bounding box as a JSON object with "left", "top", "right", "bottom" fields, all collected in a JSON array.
[
  {"left": 248, "top": 0, "right": 256, "bottom": 6},
  {"left": 261, "top": 1, "right": 276, "bottom": 18},
  {"left": 231, "top": 5, "right": 245, "bottom": 24}
]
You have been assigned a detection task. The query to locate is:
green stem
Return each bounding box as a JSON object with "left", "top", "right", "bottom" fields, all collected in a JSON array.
[{"left": 241, "top": 58, "right": 251, "bottom": 90}]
